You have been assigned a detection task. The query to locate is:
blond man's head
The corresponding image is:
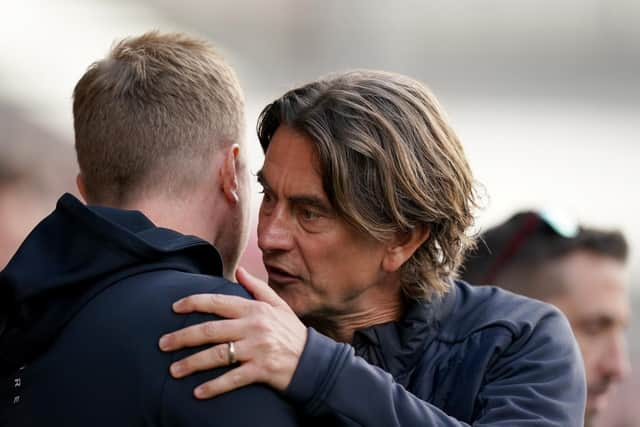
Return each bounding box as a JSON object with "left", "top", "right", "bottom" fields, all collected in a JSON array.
[{"left": 73, "top": 31, "right": 245, "bottom": 205}]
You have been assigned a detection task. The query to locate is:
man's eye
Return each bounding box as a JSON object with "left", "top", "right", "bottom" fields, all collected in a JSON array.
[
  {"left": 580, "top": 318, "right": 613, "bottom": 336},
  {"left": 300, "top": 208, "right": 319, "bottom": 221}
]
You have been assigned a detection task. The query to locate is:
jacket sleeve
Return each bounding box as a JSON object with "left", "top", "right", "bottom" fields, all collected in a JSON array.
[
  {"left": 284, "top": 312, "right": 585, "bottom": 426},
  {"left": 473, "top": 310, "right": 586, "bottom": 426},
  {"left": 159, "top": 312, "right": 302, "bottom": 427}
]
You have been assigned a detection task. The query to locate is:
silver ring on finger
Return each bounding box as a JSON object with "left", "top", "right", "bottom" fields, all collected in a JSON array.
[{"left": 227, "top": 341, "right": 237, "bottom": 365}]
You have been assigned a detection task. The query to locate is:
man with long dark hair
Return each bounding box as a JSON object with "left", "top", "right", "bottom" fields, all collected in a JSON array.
[{"left": 160, "top": 71, "right": 587, "bottom": 425}]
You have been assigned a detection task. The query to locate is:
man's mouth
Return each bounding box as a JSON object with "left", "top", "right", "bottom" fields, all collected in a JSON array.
[
  {"left": 586, "top": 382, "right": 612, "bottom": 413},
  {"left": 264, "top": 264, "right": 301, "bottom": 284}
]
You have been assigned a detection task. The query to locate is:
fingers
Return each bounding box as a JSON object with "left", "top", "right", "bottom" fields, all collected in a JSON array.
[
  {"left": 159, "top": 318, "right": 246, "bottom": 352},
  {"left": 160, "top": 275, "right": 307, "bottom": 397},
  {"left": 172, "top": 293, "right": 255, "bottom": 317},
  {"left": 193, "top": 363, "right": 259, "bottom": 399},
  {"left": 236, "top": 266, "right": 287, "bottom": 308},
  {"left": 170, "top": 341, "right": 244, "bottom": 379}
]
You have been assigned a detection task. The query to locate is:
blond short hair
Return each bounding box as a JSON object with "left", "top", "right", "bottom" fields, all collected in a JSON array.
[{"left": 73, "top": 31, "right": 244, "bottom": 204}]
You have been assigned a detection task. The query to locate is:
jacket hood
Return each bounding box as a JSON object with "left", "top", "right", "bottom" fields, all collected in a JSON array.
[{"left": 0, "top": 193, "right": 223, "bottom": 374}]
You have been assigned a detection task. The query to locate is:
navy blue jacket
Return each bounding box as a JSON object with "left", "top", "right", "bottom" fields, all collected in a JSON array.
[
  {"left": 285, "top": 281, "right": 586, "bottom": 426},
  {"left": 0, "top": 194, "right": 300, "bottom": 426}
]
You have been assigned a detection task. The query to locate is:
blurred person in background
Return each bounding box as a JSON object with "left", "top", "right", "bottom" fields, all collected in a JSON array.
[
  {"left": 0, "top": 106, "right": 75, "bottom": 268},
  {"left": 159, "top": 70, "right": 586, "bottom": 426},
  {"left": 0, "top": 31, "right": 299, "bottom": 426},
  {"left": 461, "top": 210, "right": 631, "bottom": 427}
]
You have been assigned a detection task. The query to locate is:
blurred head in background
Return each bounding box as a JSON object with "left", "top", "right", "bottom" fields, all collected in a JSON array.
[
  {"left": 0, "top": 106, "right": 75, "bottom": 269},
  {"left": 462, "top": 211, "right": 631, "bottom": 425}
]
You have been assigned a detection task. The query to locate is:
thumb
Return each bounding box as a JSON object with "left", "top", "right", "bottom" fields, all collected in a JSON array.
[{"left": 236, "top": 266, "right": 288, "bottom": 308}]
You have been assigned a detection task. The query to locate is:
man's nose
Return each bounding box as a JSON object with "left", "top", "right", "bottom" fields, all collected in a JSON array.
[
  {"left": 258, "top": 207, "right": 294, "bottom": 253},
  {"left": 602, "top": 332, "right": 631, "bottom": 382}
]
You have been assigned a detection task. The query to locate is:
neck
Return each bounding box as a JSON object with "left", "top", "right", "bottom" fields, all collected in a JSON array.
[
  {"left": 130, "top": 190, "right": 240, "bottom": 281},
  {"left": 303, "top": 297, "right": 405, "bottom": 343},
  {"left": 123, "top": 189, "right": 221, "bottom": 249}
]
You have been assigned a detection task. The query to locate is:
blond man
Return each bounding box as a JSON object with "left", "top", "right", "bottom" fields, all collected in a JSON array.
[{"left": 0, "top": 32, "right": 299, "bottom": 426}]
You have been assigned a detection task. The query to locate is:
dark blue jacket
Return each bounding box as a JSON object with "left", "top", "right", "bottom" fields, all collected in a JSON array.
[
  {"left": 285, "top": 281, "right": 586, "bottom": 426},
  {"left": 0, "top": 194, "right": 300, "bottom": 426}
]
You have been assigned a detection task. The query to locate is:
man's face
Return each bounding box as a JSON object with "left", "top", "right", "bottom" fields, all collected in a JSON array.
[
  {"left": 257, "top": 125, "right": 398, "bottom": 318},
  {"left": 549, "top": 251, "right": 630, "bottom": 422}
]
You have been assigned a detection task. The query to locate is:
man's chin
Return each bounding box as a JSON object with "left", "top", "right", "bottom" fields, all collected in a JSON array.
[
  {"left": 269, "top": 283, "right": 308, "bottom": 315},
  {"left": 584, "top": 407, "right": 596, "bottom": 427},
  {"left": 585, "top": 392, "right": 609, "bottom": 425}
]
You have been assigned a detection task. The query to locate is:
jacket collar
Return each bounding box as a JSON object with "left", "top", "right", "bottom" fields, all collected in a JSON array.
[
  {"left": 352, "top": 281, "right": 457, "bottom": 386},
  {"left": 0, "top": 193, "right": 224, "bottom": 375}
]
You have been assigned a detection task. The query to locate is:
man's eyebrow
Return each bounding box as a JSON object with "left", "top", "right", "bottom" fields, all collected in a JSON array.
[
  {"left": 256, "top": 170, "right": 332, "bottom": 213},
  {"left": 289, "top": 195, "right": 332, "bottom": 213},
  {"left": 581, "top": 313, "right": 630, "bottom": 330}
]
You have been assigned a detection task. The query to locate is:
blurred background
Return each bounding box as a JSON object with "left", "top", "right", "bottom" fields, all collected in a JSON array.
[{"left": 1, "top": 1, "right": 638, "bottom": 424}]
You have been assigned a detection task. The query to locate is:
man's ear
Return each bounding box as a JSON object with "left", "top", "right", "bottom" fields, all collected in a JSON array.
[
  {"left": 382, "top": 225, "right": 431, "bottom": 273},
  {"left": 220, "top": 144, "right": 241, "bottom": 205},
  {"left": 76, "top": 173, "right": 88, "bottom": 203}
]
